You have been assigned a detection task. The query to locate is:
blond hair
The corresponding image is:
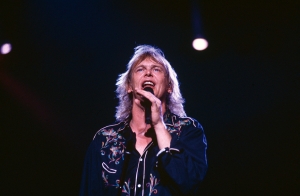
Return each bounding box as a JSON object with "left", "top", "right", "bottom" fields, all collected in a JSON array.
[{"left": 115, "top": 45, "right": 186, "bottom": 121}]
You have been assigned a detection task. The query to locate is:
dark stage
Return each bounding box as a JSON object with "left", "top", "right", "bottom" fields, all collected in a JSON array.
[{"left": 0, "top": 1, "right": 299, "bottom": 195}]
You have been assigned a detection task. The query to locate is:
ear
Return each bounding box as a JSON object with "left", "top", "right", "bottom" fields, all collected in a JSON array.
[
  {"left": 127, "top": 87, "right": 133, "bottom": 93},
  {"left": 126, "top": 81, "right": 133, "bottom": 93},
  {"left": 167, "top": 83, "right": 172, "bottom": 93}
]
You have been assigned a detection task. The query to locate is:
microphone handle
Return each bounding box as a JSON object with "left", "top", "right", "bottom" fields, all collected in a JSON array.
[
  {"left": 143, "top": 87, "right": 154, "bottom": 124},
  {"left": 145, "top": 104, "right": 151, "bottom": 124}
]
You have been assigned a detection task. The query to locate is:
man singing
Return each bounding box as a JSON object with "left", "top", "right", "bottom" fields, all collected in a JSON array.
[{"left": 80, "top": 45, "right": 207, "bottom": 196}]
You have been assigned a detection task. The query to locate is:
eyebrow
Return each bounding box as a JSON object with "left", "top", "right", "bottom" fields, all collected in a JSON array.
[{"left": 135, "top": 64, "right": 163, "bottom": 68}]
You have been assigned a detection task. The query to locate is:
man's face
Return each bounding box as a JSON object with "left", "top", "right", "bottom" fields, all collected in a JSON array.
[{"left": 128, "top": 57, "right": 169, "bottom": 101}]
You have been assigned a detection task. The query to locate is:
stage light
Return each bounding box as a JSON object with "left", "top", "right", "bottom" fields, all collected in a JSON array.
[
  {"left": 192, "top": 38, "right": 208, "bottom": 51},
  {"left": 190, "top": 0, "right": 208, "bottom": 51},
  {"left": 1, "top": 43, "right": 12, "bottom": 54}
]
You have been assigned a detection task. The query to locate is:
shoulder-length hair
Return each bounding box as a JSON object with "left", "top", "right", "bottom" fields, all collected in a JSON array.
[{"left": 115, "top": 45, "right": 186, "bottom": 122}]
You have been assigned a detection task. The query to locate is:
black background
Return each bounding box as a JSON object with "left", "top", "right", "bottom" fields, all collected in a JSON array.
[{"left": 0, "top": 0, "right": 299, "bottom": 195}]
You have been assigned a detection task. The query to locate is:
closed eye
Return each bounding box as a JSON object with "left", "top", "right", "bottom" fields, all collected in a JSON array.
[
  {"left": 153, "top": 67, "right": 162, "bottom": 72},
  {"left": 135, "top": 67, "right": 144, "bottom": 72}
]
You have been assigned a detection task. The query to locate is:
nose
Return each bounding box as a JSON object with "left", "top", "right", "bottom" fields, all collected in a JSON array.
[{"left": 145, "top": 69, "right": 152, "bottom": 76}]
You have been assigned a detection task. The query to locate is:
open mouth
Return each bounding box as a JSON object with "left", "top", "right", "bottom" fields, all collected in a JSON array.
[{"left": 142, "top": 81, "right": 154, "bottom": 89}]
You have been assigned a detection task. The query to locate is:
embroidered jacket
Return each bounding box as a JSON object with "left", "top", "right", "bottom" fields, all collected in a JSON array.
[{"left": 80, "top": 111, "right": 207, "bottom": 196}]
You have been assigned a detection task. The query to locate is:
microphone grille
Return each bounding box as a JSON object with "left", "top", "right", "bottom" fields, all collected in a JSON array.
[{"left": 143, "top": 87, "right": 154, "bottom": 94}]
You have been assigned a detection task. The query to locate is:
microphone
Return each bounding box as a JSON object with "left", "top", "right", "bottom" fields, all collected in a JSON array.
[{"left": 142, "top": 87, "right": 154, "bottom": 124}]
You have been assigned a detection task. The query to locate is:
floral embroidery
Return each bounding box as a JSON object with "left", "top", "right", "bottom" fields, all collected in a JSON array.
[
  {"left": 102, "top": 170, "right": 119, "bottom": 187},
  {"left": 164, "top": 112, "right": 193, "bottom": 137},
  {"left": 99, "top": 123, "right": 128, "bottom": 165},
  {"left": 102, "top": 170, "right": 132, "bottom": 196},
  {"left": 101, "top": 128, "right": 119, "bottom": 148},
  {"left": 102, "top": 170, "right": 109, "bottom": 186},
  {"left": 102, "top": 170, "right": 120, "bottom": 188},
  {"left": 122, "top": 178, "right": 131, "bottom": 196},
  {"left": 108, "top": 146, "right": 124, "bottom": 164},
  {"left": 146, "top": 174, "right": 159, "bottom": 195}
]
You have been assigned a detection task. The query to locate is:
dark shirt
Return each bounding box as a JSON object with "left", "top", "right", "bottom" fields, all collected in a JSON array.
[{"left": 80, "top": 111, "right": 207, "bottom": 196}]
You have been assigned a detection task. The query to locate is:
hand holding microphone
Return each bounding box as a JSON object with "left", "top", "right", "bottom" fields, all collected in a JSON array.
[
  {"left": 135, "top": 87, "right": 163, "bottom": 126},
  {"left": 141, "top": 87, "right": 154, "bottom": 124}
]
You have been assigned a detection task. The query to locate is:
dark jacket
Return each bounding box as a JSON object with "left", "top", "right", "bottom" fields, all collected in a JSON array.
[{"left": 80, "top": 111, "right": 207, "bottom": 196}]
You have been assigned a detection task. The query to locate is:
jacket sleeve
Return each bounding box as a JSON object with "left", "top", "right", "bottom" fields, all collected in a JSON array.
[
  {"left": 156, "top": 119, "right": 208, "bottom": 194},
  {"left": 79, "top": 136, "right": 103, "bottom": 196}
]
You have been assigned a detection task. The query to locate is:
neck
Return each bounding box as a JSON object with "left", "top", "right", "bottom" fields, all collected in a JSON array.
[
  {"left": 130, "top": 101, "right": 166, "bottom": 135},
  {"left": 130, "top": 104, "right": 149, "bottom": 135}
]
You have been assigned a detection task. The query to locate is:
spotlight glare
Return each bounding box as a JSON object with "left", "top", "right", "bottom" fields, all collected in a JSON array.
[
  {"left": 192, "top": 38, "right": 208, "bottom": 51},
  {"left": 1, "top": 43, "right": 12, "bottom": 54}
]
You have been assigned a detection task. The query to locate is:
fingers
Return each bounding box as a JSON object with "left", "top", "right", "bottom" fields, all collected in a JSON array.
[
  {"left": 135, "top": 88, "right": 164, "bottom": 126},
  {"left": 135, "top": 88, "right": 154, "bottom": 102},
  {"left": 135, "top": 88, "right": 161, "bottom": 107},
  {"left": 135, "top": 88, "right": 162, "bottom": 116}
]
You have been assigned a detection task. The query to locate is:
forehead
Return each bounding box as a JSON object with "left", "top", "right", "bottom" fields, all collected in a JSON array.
[{"left": 133, "top": 57, "right": 165, "bottom": 69}]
